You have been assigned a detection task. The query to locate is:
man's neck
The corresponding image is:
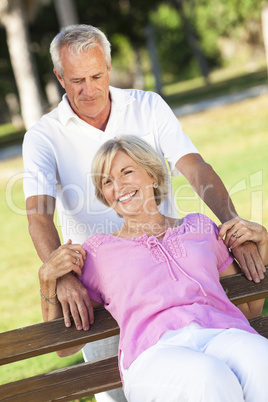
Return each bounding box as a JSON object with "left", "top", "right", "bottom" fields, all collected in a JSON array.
[
  {"left": 87, "top": 108, "right": 111, "bottom": 131},
  {"left": 69, "top": 94, "right": 112, "bottom": 131}
]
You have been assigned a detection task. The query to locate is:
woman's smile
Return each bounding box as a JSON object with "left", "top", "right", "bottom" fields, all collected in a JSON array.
[
  {"left": 117, "top": 190, "right": 138, "bottom": 203},
  {"left": 101, "top": 151, "right": 157, "bottom": 218}
]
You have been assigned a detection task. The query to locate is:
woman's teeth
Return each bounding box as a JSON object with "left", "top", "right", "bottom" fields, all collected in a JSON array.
[{"left": 118, "top": 191, "right": 137, "bottom": 202}]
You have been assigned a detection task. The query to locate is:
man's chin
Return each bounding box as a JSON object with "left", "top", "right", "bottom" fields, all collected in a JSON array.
[{"left": 76, "top": 106, "right": 103, "bottom": 119}]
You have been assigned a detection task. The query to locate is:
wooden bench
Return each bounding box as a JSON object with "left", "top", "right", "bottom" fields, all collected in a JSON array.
[{"left": 1, "top": 271, "right": 268, "bottom": 402}]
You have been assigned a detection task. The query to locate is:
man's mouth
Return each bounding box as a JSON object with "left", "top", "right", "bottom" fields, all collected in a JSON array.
[
  {"left": 118, "top": 190, "right": 137, "bottom": 203},
  {"left": 81, "top": 98, "right": 96, "bottom": 102}
]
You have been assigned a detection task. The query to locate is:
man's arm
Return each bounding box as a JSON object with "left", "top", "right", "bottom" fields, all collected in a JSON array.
[
  {"left": 26, "top": 195, "right": 61, "bottom": 261},
  {"left": 176, "top": 153, "right": 236, "bottom": 223},
  {"left": 26, "top": 195, "right": 93, "bottom": 330},
  {"left": 176, "top": 153, "right": 265, "bottom": 282}
]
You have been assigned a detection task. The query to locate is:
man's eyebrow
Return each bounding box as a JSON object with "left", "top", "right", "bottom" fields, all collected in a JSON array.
[
  {"left": 69, "top": 77, "right": 84, "bottom": 81},
  {"left": 92, "top": 72, "right": 105, "bottom": 78},
  {"left": 69, "top": 72, "right": 105, "bottom": 81}
]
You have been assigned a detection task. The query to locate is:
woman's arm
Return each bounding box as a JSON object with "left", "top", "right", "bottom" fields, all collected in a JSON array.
[
  {"left": 38, "top": 241, "right": 102, "bottom": 357},
  {"left": 39, "top": 240, "right": 85, "bottom": 321}
]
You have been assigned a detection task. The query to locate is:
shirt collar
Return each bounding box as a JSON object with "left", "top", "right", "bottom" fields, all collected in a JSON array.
[
  {"left": 109, "top": 86, "right": 135, "bottom": 110},
  {"left": 58, "top": 86, "right": 136, "bottom": 126},
  {"left": 58, "top": 94, "right": 78, "bottom": 126}
]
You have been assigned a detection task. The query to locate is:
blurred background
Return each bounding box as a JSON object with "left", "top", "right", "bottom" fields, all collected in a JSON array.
[
  {"left": 0, "top": 0, "right": 268, "bottom": 399},
  {"left": 0, "top": 0, "right": 268, "bottom": 132}
]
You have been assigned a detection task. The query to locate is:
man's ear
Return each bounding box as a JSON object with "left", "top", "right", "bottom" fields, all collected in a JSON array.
[
  {"left": 107, "top": 62, "right": 111, "bottom": 77},
  {"left": 54, "top": 69, "right": 65, "bottom": 89}
]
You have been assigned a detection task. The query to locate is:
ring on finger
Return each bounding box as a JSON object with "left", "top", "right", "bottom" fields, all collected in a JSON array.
[
  {"left": 75, "top": 257, "right": 79, "bottom": 265},
  {"left": 232, "top": 232, "right": 239, "bottom": 238}
]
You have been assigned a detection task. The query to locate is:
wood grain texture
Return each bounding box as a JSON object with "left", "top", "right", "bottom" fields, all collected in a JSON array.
[{"left": 0, "top": 270, "right": 267, "bottom": 401}]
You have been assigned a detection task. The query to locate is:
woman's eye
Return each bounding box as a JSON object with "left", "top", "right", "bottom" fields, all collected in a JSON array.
[
  {"left": 103, "top": 178, "right": 112, "bottom": 186},
  {"left": 124, "top": 170, "right": 133, "bottom": 175}
]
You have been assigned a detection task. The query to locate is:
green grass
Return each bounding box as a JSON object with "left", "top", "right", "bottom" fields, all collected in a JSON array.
[
  {"left": 0, "top": 123, "right": 24, "bottom": 146},
  {"left": 0, "top": 123, "right": 17, "bottom": 136},
  {"left": 174, "top": 93, "right": 268, "bottom": 229},
  {"left": 0, "top": 90, "right": 267, "bottom": 400},
  {"left": 163, "top": 67, "right": 268, "bottom": 107},
  {"left": 0, "top": 158, "right": 95, "bottom": 401}
]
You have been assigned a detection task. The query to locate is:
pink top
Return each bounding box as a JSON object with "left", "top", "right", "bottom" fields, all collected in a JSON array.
[{"left": 80, "top": 213, "right": 256, "bottom": 371}]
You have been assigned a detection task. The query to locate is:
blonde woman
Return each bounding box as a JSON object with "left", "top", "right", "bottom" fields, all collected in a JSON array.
[{"left": 39, "top": 136, "right": 268, "bottom": 402}]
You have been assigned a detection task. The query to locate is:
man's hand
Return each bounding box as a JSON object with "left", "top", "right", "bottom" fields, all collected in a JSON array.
[
  {"left": 57, "top": 273, "right": 94, "bottom": 331},
  {"left": 230, "top": 242, "right": 265, "bottom": 283},
  {"left": 218, "top": 217, "right": 267, "bottom": 283}
]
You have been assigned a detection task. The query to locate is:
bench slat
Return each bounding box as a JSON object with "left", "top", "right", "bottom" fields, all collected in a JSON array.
[
  {"left": 0, "top": 308, "right": 119, "bottom": 366},
  {"left": 249, "top": 315, "right": 268, "bottom": 338},
  {"left": 1, "top": 316, "right": 267, "bottom": 402},
  {"left": 220, "top": 271, "right": 268, "bottom": 304},
  {"left": 0, "top": 271, "right": 267, "bottom": 401},
  {"left": 0, "top": 355, "right": 121, "bottom": 402},
  {"left": 0, "top": 272, "right": 267, "bottom": 366}
]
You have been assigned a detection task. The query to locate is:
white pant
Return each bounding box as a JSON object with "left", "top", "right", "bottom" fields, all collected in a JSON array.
[
  {"left": 121, "top": 324, "right": 268, "bottom": 402},
  {"left": 83, "top": 335, "right": 127, "bottom": 402}
]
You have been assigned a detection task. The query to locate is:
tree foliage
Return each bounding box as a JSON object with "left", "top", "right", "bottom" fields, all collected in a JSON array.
[{"left": 0, "top": 0, "right": 266, "bottom": 122}]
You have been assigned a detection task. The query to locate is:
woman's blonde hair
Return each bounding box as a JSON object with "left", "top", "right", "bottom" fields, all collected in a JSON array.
[{"left": 92, "top": 136, "right": 168, "bottom": 207}]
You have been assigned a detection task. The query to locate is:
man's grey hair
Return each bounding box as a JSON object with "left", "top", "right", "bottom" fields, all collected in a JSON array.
[{"left": 50, "top": 24, "right": 111, "bottom": 76}]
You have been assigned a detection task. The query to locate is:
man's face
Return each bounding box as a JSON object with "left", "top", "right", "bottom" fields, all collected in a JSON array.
[{"left": 54, "top": 44, "right": 111, "bottom": 124}]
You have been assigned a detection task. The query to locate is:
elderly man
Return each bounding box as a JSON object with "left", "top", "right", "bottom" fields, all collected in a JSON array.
[{"left": 23, "top": 24, "right": 264, "bottom": 402}]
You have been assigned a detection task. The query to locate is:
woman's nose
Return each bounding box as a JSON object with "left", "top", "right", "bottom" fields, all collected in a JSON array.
[{"left": 113, "top": 176, "right": 127, "bottom": 192}]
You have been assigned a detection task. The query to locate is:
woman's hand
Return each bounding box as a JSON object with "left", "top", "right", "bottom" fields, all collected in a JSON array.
[
  {"left": 218, "top": 217, "right": 267, "bottom": 250},
  {"left": 39, "top": 240, "right": 86, "bottom": 285},
  {"left": 218, "top": 217, "right": 268, "bottom": 281}
]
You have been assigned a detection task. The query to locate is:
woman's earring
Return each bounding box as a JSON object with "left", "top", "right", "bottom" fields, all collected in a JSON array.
[{"left": 153, "top": 182, "right": 158, "bottom": 189}]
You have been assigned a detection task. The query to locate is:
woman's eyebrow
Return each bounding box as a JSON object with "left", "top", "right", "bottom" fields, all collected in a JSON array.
[
  {"left": 120, "top": 165, "right": 134, "bottom": 172},
  {"left": 101, "top": 174, "right": 111, "bottom": 181}
]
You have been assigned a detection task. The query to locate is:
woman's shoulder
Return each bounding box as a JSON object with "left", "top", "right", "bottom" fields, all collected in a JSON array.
[
  {"left": 83, "top": 233, "right": 109, "bottom": 257},
  {"left": 183, "top": 213, "right": 217, "bottom": 234}
]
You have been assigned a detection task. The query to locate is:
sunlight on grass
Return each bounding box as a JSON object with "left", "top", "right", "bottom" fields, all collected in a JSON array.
[
  {"left": 163, "top": 62, "right": 268, "bottom": 97},
  {"left": 0, "top": 123, "right": 16, "bottom": 136},
  {"left": 173, "top": 94, "right": 268, "bottom": 229}
]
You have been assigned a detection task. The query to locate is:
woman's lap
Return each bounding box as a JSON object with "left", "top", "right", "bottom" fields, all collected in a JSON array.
[{"left": 121, "top": 326, "right": 268, "bottom": 402}]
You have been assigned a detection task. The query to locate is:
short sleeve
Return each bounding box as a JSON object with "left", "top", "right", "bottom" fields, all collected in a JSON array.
[
  {"left": 153, "top": 95, "right": 199, "bottom": 176},
  {"left": 23, "top": 130, "right": 58, "bottom": 200},
  {"left": 80, "top": 235, "right": 104, "bottom": 304},
  {"left": 206, "top": 216, "right": 234, "bottom": 274}
]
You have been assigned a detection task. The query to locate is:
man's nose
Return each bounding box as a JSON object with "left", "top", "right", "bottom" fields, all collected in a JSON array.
[{"left": 82, "top": 79, "right": 95, "bottom": 95}]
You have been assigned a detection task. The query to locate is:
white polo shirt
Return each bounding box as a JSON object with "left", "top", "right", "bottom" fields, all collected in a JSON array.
[{"left": 23, "top": 86, "right": 198, "bottom": 245}]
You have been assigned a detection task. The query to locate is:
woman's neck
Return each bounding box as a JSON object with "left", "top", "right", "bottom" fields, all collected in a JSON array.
[{"left": 116, "top": 213, "right": 179, "bottom": 239}]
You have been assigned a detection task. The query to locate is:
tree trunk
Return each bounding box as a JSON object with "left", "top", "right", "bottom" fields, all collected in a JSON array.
[
  {"left": 145, "top": 24, "right": 163, "bottom": 95},
  {"left": 133, "top": 48, "right": 144, "bottom": 90},
  {"left": 262, "top": 4, "right": 268, "bottom": 75},
  {"left": 53, "top": 0, "right": 79, "bottom": 27},
  {"left": 0, "top": 0, "right": 43, "bottom": 129},
  {"left": 172, "top": 0, "right": 210, "bottom": 85}
]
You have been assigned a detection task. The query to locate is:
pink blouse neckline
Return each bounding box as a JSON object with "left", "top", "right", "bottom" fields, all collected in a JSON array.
[{"left": 107, "top": 218, "right": 184, "bottom": 243}]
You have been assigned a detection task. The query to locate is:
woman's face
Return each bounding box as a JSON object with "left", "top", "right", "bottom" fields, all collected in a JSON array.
[{"left": 101, "top": 151, "right": 157, "bottom": 218}]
